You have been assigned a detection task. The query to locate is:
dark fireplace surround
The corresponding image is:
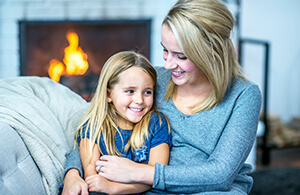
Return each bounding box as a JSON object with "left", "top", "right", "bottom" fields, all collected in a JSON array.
[{"left": 19, "top": 19, "right": 151, "bottom": 100}]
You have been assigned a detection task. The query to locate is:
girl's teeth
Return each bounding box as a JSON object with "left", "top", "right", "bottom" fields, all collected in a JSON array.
[{"left": 130, "top": 108, "right": 142, "bottom": 111}]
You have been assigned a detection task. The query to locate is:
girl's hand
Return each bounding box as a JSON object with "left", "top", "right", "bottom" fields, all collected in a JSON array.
[
  {"left": 95, "top": 155, "right": 139, "bottom": 183},
  {"left": 62, "top": 169, "right": 88, "bottom": 195},
  {"left": 85, "top": 174, "right": 113, "bottom": 193}
]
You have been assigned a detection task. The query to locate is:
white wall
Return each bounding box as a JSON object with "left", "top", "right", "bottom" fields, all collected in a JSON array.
[
  {"left": 1, "top": 0, "right": 299, "bottom": 122},
  {"left": 0, "top": 0, "right": 176, "bottom": 78},
  {"left": 240, "top": 0, "right": 300, "bottom": 122}
]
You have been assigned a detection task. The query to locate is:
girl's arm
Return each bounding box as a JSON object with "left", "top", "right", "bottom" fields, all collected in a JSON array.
[
  {"left": 93, "top": 142, "right": 169, "bottom": 194},
  {"left": 80, "top": 138, "right": 101, "bottom": 179}
]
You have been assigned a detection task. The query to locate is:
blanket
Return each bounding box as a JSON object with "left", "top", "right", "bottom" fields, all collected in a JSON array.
[{"left": 0, "top": 76, "right": 88, "bottom": 195}]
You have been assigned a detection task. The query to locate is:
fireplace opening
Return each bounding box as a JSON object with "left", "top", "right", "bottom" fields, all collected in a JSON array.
[{"left": 19, "top": 19, "right": 151, "bottom": 100}]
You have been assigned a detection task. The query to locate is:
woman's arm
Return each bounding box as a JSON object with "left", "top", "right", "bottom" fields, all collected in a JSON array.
[
  {"left": 97, "top": 155, "right": 155, "bottom": 184},
  {"left": 62, "top": 169, "right": 88, "bottom": 195},
  {"left": 95, "top": 143, "right": 170, "bottom": 194},
  {"left": 62, "top": 146, "right": 88, "bottom": 195}
]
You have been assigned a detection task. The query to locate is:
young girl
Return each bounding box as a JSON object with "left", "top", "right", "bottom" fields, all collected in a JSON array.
[{"left": 74, "top": 51, "right": 171, "bottom": 194}]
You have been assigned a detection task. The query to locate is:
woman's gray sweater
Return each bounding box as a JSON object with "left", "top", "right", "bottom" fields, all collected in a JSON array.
[{"left": 149, "top": 68, "right": 261, "bottom": 194}]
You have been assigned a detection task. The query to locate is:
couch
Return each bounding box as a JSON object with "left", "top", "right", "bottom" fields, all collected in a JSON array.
[{"left": 0, "top": 76, "right": 88, "bottom": 195}]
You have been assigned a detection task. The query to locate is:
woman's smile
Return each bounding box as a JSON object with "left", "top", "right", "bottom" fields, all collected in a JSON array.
[{"left": 171, "top": 70, "right": 185, "bottom": 78}]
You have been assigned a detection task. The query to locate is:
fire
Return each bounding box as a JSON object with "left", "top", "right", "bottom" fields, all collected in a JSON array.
[
  {"left": 48, "top": 31, "right": 89, "bottom": 82},
  {"left": 48, "top": 59, "right": 64, "bottom": 82}
]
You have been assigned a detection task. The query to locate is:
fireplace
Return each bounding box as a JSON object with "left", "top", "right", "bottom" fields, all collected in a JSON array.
[{"left": 19, "top": 19, "right": 151, "bottom": 100}]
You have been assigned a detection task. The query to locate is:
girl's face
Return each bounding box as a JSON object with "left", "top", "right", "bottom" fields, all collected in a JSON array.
[
  {"left": 161, "top": 24, "right": 206, "bottom": 87},
  {"left": 107, "top": 66, "right": 154, "bottom": 130}
]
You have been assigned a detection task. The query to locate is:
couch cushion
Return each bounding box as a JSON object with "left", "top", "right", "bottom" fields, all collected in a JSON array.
[
  {"left": 0, "top": 122, "right": 46, "bottom": 195},
  {"left": 0, "top": 76, "right": 88, "bottom": 194}
]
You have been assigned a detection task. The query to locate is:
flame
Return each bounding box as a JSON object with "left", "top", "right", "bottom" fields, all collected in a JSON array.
[
  {"left": 63, "top": 32, "right": 89, "bottom": 75},
  {"left": 48, "top": 31, "right": 89, "bottom": 82},
  {"left": 48, "top": 59, "right": 64, "bottom": 82}
]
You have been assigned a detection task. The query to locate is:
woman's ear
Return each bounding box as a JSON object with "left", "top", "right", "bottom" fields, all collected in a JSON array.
[{"left": 107, "top": 88, "right": 112, "bottom": 103}]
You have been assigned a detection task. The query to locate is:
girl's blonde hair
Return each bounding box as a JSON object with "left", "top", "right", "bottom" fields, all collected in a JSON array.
[
  {"left": 75, "top": 51, "right": 164, "bottom": 162},
  {"left": 163, "top": 0, "right": 245, "bottom": 114}
]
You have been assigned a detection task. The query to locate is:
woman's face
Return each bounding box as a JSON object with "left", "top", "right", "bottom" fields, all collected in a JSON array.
[{"left": 161, "top": 24, "right": 206, "bottom": 87}]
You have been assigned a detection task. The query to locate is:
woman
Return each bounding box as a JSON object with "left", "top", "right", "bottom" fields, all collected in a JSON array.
[{"left": 62, "top": 0, "right": 261, "bottom": 194}]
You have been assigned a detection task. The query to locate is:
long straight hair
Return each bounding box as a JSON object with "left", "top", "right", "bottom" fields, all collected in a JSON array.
[
  {"left": 74, "top": 51, "right": 166, "bottom": 162},
  {"left": 163, "top": 0, "right": 245, "bottom": 114}
]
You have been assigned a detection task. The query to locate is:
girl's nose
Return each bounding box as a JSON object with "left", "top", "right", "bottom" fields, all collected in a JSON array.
[{"left": 134, "top": 93, "right": 143, "bottom": 104}]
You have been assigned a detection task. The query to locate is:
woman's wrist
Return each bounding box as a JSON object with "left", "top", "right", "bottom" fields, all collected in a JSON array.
[{"left": 133, "top": 164, "right": 155, "bottom": 185}]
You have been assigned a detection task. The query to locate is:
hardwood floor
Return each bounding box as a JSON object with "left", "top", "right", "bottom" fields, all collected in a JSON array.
[{"left": 255, "top": 147, "right": 300, "bottom": 170}]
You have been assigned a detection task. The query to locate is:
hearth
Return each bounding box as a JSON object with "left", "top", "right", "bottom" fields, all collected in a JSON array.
[{"left": 19, "top": 19, "right": 151, "bottom": 100}]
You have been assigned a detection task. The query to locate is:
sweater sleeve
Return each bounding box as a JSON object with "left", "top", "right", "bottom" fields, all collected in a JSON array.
[
  {"left": 63, "top": 146, "right": 83, "bottom": 178},
  {"left": 153, "top": 84, "right": 262, "bottom": 193}
]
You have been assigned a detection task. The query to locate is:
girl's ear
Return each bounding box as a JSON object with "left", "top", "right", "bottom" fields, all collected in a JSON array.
[{"left": 107, "top": 88, "right": 112, "bottom": 103}]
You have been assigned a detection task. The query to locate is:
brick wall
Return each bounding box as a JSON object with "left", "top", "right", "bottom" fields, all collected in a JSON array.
[{"left": 0, "top": 0, "right": 176, "bottom": 78}]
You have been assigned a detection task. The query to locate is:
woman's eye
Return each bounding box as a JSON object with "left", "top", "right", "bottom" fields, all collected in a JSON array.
[
  {"left": 163, "top": 49, "right": 168, "bottom": 61},
  {"left": 177, "top": 55, "right": 187, "bottom": 60}
]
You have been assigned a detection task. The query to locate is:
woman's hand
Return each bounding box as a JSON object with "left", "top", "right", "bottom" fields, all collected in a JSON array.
[
  {"left": 96, "top": 155, "right": 155, "bottom": 185},
  {"left": 62, "top": 169, "right": 88, "bottom": 195},
  {"left": 96, "top": 155, "right": 137, "bottom": 183}
]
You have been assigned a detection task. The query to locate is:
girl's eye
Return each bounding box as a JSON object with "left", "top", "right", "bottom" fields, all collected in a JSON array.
[
  {"left": 144, "top": 90, "right": 153, "bottom": 95},
  {"left": 125, "top": 90, "right": 134, "bottom": 94}
]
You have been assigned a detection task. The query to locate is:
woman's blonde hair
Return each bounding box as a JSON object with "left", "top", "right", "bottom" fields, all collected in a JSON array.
[
  {"left": 163, "top": 0, "right": 245, "bottom": 114},
  {"left": 75, "top": 51, "right": 164, "bottom": 162}
]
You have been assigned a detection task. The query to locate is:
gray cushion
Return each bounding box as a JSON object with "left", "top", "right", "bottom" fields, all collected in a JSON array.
[{"left": 0, "top": 122, "right": 46, "bottom": 195}]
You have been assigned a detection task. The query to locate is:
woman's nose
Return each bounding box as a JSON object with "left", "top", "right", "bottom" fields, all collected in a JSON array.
[{"left": 164, "top": 55, "right": 177, "bottom": 70}]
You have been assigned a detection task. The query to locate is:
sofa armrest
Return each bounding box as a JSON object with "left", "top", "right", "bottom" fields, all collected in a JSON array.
[{"left": 0, "top": 122, "right": 46, "bottom": 195}]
